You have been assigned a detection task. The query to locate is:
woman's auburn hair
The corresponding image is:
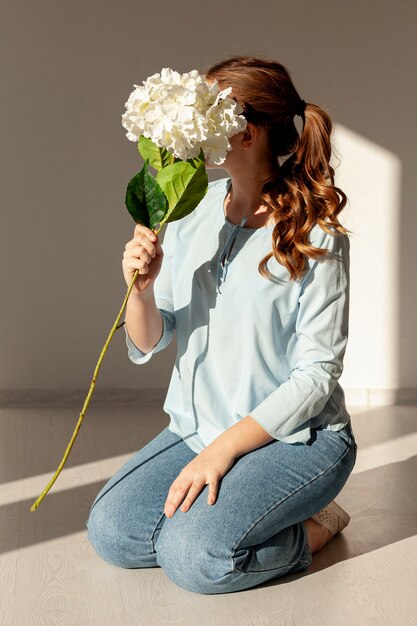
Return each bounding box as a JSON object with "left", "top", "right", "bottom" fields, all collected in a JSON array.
[{"left": 205, "top": 56, "right": 351, "bottom": 282}]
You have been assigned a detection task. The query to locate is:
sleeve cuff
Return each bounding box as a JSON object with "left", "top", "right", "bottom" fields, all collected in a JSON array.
[{"left": 124, "top": 309, "right": 175, "bottom": 364}]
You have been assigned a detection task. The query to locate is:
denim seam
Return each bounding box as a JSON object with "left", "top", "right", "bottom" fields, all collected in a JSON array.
[
  {"left": 235, "top": 558, "right": 311, "bottom": 576},
  {"left": 231, "top": 442, "right": 353, "bottom": 575},
  {"left": 150, "top": 512, "right": 166, "bottom": 554}
]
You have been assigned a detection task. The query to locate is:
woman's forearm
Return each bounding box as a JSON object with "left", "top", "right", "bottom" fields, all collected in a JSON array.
[
  {"left": 124, "top": 288, "right": 164, "bottom": 354},
  {"left": 210, "top": 415, "right": 275, "bottom": 459}
]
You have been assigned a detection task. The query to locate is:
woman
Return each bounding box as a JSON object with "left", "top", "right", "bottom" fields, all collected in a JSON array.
[{"left": 86, "top": 56, "right": 358, "bottom": 594}]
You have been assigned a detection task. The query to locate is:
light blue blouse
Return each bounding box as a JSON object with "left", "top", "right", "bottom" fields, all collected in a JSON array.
[{"left": 124, "top": 177, "right": 351, "bottom": 454}]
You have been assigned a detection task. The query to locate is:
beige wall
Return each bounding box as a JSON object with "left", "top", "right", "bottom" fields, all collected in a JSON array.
[{"left": 1, "top": 0, "right": 416, "bottom": 400}]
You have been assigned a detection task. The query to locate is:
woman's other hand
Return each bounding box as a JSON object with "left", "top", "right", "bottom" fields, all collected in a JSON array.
[{"left": 164, "top": 445, "right": 237, "bottom": 517}]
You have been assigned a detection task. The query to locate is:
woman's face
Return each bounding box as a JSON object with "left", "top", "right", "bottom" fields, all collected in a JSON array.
[
  {"left": 204, "top": 132, "right": 243, "bottom": 171},
  {"left": 205, "top": 124, "right": 275, "bottom": 177}
]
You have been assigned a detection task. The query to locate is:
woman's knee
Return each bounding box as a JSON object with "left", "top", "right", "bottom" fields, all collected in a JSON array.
[
  {"left": 86, "top": 502, "right": 157, "bottom": 569},
  {"left": 155, "top": 515, "right": 231, "bottom": 594}
]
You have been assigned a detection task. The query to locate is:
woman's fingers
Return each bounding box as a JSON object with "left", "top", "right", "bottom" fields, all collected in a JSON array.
[
  {"left": 125, "top": 256, "right": 150, "bottom": 274},
  {"left": 181, "top": 482, "right": 217, "bottom": 509},
  {"left": 134, "top": 223, "right": 157, "bottom": 242},
  {"left": 164, "top": 478, "right": 193, "bottom": 517},
  {"left": 179, "top": 483, "right": 204, "bottom": 512},
  {"left": 127, "top": 244, "right": 153, "bottom": 265},
  {"left": 122, "top": 222, "right": 164, "bottom": 290},
  {"left": 164, "top": 479, "right": 218, "bottom": 517},
  {"left": 207, "top": 483, "right": 217, "bottom": 505},
  {"left": 125, "top": 234, "right": 158, "bottom": 260}
]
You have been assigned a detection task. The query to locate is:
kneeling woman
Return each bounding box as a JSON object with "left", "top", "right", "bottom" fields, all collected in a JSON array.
[{"left": 87, "top": 55, "right": 357, "bottom": 595}]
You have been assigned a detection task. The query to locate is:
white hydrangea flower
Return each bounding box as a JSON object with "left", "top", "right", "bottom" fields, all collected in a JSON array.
[{"left": 121, "top": 68, "right": 247, "bottom": 165}]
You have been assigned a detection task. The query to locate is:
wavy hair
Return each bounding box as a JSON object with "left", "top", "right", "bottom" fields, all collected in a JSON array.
[{"left": 205, "top": 56, "right": 351, "bottom": 282}]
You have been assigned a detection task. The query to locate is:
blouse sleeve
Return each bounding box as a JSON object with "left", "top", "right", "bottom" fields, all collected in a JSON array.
[
  {"left": 124, "top": 221, "right": 177, "bottom": 365},
  {"left": 248, "top": 229, "right": 350, "bottom": 440}
]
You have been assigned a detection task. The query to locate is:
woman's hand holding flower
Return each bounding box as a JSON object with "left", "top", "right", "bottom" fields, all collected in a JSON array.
[
  {"left": 122, "top": 224, "right": 163, "bottom": 295},
  {"left": 164, "top": 443, "right": 237, "bottom": 517}
]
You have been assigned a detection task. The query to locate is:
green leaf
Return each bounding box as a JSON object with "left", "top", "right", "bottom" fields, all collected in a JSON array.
[
  {"left": 143, "top": 166, "right": 168, "bottom": 229},
  {"left": 138, "top": 136, "right": 175, "bottom": 171},
  {"left": 125, "top": 162, "right": 168, "bottom": 228},
  {"left": 125, "top": 164, "right": 149, "bottom": 226},
  {"left": 156, "top": 160, "right": 208, "bottom": 223},
  {"left": 186, "top": 148, "right": 205, "bottom": 168}
]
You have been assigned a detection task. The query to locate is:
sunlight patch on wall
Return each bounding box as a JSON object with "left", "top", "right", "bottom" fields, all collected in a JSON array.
[{"left": 331, "top": 124, "right": 402, "bottom": 403}]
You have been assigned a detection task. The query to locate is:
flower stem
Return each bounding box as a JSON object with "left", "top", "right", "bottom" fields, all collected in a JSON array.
[{"left": 30, "top": 223, "right": 163, "bottom": 512}]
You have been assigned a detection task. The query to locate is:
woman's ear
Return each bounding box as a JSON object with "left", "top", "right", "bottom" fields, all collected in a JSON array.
[{"left": 240, "top": 122, "right": 258, "bottom": 149}]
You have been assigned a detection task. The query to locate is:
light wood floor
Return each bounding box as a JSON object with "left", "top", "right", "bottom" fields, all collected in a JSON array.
[{"left": 1, "top": 398, "right": 416, "bottom": 625}]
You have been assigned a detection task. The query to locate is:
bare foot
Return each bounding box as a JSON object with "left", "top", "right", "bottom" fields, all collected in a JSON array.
[{"left": 303, "top": 518, "right": 334, "bottom": 554}]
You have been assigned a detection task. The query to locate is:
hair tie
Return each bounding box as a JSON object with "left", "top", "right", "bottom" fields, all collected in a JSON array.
[{"left": 295, "top": 99, "right": 306, "bottom": 117}]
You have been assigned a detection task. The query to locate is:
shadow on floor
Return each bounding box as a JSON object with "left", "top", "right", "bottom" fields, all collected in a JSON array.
[{"left": 1, "top": 403, "right": 416, "bottom": 596}]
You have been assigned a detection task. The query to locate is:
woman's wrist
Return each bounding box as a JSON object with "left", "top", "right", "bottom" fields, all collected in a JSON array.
[
  {"left": 129, "top": 286, "right": 155, "bottom": 302},
  {"left": 207, "top": 436, "right": 238, "bottom": 460}
]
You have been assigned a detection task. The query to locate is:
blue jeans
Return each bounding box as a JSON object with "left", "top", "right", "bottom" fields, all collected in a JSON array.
[{"left": 86, "top": 422, "right": 357, "bottom": 595}]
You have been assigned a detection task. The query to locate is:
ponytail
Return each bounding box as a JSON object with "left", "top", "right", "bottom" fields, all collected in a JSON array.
[{"left": 259, "top": 102, "right": 350, "bottom": 281}]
